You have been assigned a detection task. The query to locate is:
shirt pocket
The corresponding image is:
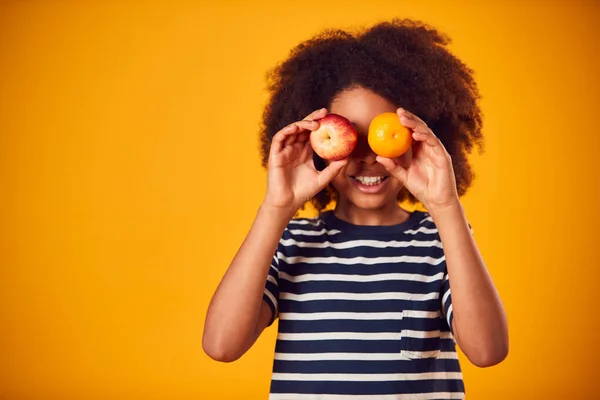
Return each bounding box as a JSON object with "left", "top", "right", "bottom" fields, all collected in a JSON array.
[{"left": 400, "top": 303, "right": 442, "bottom": 359}]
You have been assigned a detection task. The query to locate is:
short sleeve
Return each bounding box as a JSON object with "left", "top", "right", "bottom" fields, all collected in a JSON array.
[
  {"left": 262, "top": 251, "right": 280, "bottom": 326},
  {"left": 441, "top": 272, "right": 453, "bottom": 332}
]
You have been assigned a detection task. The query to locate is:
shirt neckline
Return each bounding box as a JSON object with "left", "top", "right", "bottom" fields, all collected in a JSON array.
[{"left": 320, "top": 209, "right": 428, "bottom": 236}]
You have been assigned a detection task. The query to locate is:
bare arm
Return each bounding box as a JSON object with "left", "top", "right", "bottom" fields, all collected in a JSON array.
[
  {"left": 431, "top": 203, "right": 509, "bottom": 367},
  {"left": 202, "top": 205, "right": 292, "bottom": 362},
  {"left": 202, "top": 108, "right": 347, "bottom": 362},
  {"left": 377, "top": 108, "right": 508, "bottom": 367}
]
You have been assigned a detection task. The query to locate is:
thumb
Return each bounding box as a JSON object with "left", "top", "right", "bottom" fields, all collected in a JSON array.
[
  {"left": 316, "top": 159, "right": 348, "bottom": 191},
  {"left": 376, "top": 156, "right": 408, "bottom": 185}
]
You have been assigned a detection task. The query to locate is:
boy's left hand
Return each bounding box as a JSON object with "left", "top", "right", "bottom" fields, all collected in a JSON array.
[{"left": 376, "top": 108, "right": 459, "bottom": 212}]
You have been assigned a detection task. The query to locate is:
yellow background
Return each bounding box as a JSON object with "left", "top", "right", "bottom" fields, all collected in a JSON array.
[{"left": 1, "top": 1, "right": 598, "bottom": 399}]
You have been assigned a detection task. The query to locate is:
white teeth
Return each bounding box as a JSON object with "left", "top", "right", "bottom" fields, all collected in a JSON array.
[{"left": 355, "top": 176, "right": 384, "bottom": 186}]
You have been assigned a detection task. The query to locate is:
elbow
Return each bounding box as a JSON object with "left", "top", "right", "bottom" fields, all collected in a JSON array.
[
  {"left": 203, "top": 345, "right": 239, "bottom": 363},
  {"left": 202, "top": 332, "right": 242, "bottom": 363},
  {"left": 469, "top": 341, "right": 509, "bottom": 368}
]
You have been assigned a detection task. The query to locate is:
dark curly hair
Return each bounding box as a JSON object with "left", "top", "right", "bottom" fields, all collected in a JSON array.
[{"left": 259, "top": 19, "right": 484, "bottom": 212}]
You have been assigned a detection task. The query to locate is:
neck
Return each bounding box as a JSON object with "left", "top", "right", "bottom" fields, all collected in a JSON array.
[{"left": 334, "top": 198, "right": 410, "bottom": 226}]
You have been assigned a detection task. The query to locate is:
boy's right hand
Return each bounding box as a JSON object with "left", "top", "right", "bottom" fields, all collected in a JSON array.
[{"left": 263, "top": 108, "right": 348, "bottom": 215}]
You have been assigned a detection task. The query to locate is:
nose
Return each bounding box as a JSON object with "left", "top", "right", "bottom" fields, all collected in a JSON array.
[{"left": 352, "top": 134, "right": 377, "bottom": 165}]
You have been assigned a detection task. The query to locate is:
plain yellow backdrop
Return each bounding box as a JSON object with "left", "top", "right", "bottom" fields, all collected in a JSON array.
[{"left": 1, "top": 0, "right": 598, "bottom": 399}]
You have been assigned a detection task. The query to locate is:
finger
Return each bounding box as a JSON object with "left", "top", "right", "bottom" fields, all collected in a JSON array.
[
  {"left": 284, "top": 120, "right": 320, "bottom": 147},
  {"left": 272, "top": 120, "right": 319, "bottom": 154},
  {"left": 398, "top": 109, "right": 435, "bottom": 139},
  {"left": 376, "top": 156, "right": 408, "bottom": 185},
  {"left": 300, "top": 139, "right": 313, "bottom": 161},
  {"left": 316, "top": 159, "right": 348, "bottom": 190},
  {"left": 397, "top": 109, "right": 443, "bottom": 150},
  {"left": 397, "top": 108, "right": 428, "bottom": 127},
  {"left": 279, "top": 139, "right": 309, "bottom": 164},
  {"left": 302, "top": 140, "right": 314, "bottom": 160},
  {"left": 294, "top": 119, "right": 320, "bottom": 131},
  {"left": 292, "top": 141, "right": 305, "bottom": 153},
  {"left": 297, "top": 131, "right": 310, "bottom": 144},
  {"left": 279, "top": 144, "right": 295, "bottom": 160},
  {"left": 271, "top": 124, "right": 299, "bottom": 154},
  {"left": 411, "top": 131, "right": 449, "bottom": 161},
  {"left": 398, "top": 112, "right": 425, "bottom": 133},
  {"left": 411, "top": 130, "right": 440, "bottom": 147},
  {"left": 303, "top": 108, "right": 328, "bottom": 122},
  {"left": 284, "top": 131, "right": 297, "bottom": 148}
]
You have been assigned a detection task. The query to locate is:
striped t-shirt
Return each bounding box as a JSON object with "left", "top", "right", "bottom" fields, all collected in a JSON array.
[{"left": 262, "top": 210, "right": 465, "bottom": 400}]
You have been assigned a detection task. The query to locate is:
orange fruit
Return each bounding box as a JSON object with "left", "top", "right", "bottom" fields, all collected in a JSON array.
[{"left": 368, "top": 112, "right": 413, "bottom": 158}]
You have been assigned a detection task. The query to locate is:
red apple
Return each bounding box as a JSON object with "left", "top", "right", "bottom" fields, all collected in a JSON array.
[{"left": 310, "top": 114, "right": 358, "bottom": 161}]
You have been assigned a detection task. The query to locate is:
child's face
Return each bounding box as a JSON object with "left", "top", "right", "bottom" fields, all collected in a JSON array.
[{"left": 328, "top": 86, "right": 411, "bottom": 211}]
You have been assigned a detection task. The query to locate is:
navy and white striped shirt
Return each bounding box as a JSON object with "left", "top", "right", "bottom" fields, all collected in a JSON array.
[{"left": 262, "top": 210, "right": 465, "bottom": 400}]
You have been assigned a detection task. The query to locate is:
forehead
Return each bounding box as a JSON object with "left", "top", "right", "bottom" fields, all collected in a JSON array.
[{"left": 329, "top": 87, "right": 398, "bottom": 129}]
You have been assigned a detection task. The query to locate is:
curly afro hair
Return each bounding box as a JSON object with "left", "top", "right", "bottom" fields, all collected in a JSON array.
[{"left": 259, "top": 19, "right": 484, "bottom": 212}]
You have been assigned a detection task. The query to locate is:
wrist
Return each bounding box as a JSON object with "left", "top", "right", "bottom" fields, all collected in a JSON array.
[
  {"left": 427, "top": 201, "right": 472, "bottom": 239},
  {"left": 259, "top": 201, "right": 298, "bottom": 223},
  {"left": 426, "top": 199, "right": 463, "bottom": 221}
]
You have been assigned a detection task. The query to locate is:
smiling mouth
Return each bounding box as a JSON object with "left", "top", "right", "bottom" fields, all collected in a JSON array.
[{"left": 350, "top": 175, "right": 390, "bottom": 186}]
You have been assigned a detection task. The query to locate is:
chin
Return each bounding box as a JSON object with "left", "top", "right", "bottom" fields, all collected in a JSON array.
[{"left": 346, "top": 193, "right": 398, "bottom": 210}]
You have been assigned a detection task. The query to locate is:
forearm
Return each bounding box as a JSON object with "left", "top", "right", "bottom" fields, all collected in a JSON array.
[
  {"left": 203, "top": 204, "right": 292, "bottom": 361},
  {"left": 430, "top": 203, "right": 508, "bottom": 367}
]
